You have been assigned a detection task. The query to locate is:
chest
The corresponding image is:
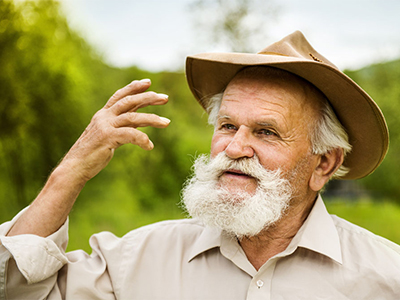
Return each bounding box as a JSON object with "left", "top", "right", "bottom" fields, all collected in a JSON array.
[{"left": 113, "top": 248, "right": 371, "bottom": 300}]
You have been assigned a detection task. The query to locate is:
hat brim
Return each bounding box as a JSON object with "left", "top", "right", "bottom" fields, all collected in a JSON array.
[{"left": 186, "top": 53, "right": 389, "bottom": 180}]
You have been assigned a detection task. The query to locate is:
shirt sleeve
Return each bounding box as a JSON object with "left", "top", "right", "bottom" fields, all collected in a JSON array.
[{"left": 0, "top": 208, "right": 116, "bottom": 300}]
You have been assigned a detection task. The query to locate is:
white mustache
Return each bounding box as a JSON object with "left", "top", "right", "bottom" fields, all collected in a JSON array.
[{"left": 196, "top": 152, "right": 282, "bottom": 185}]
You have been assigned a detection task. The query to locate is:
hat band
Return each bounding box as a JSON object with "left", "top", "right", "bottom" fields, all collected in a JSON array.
[{"left": 257, "top": 51, "right": 290, "bottom": 56}]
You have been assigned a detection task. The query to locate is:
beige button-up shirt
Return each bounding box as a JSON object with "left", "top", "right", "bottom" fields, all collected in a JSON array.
[{"left": 1, "top": 196, "right": 400, "bottom": 299}]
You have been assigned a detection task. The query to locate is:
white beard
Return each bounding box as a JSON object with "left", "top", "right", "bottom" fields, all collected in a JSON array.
[{"left": 181, "top": 152, "right": 293, "bottom": 239}]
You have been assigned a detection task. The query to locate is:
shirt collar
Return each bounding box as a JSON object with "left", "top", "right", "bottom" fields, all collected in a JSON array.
[
  {"left": 188, "top": 224, "right": 222, "bottom": 262},
  {"left": 283, "top": 195, "right": 343, "bottom": 264},
  {"left": 188, "top": 222, "right": 257, "bottom": 275},
  {"left": 187, "top": 195, "right": 343, "bottom": 265}
]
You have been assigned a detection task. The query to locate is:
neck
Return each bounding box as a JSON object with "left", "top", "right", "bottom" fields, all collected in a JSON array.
[{"left": 239, "top": 192, "right": 318, "bottom": 270}]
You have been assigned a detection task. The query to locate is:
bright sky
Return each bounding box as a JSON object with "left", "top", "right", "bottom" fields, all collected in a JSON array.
[{"left": 59, "top": 0, "right": 400, "bottom": 72}]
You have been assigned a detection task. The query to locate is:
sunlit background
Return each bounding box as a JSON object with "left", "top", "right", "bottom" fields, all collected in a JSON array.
[
  {"left": 1, "top": 0, "right": 400, "bottom": 251},
  {"left": 58, "top": 0, "right": 400, "bottom": 71}
]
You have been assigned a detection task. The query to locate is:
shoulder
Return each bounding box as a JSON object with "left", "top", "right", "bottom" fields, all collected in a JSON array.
[
  {"left": 92, "top": 218, "right": 205, "bottom": 239},
  {"left": 330, "top": 214, "right": 400, "bottom": 276},
  {"left": 84, "top": 219, "right": 207, "bottom": 262},
  {"left": 331, "top": 214, "right": 400, "bottom": 254},
  {"left": 93, "top": 217, "right": 204, "bottom": 236},
  {"left": 100, "top": 218, "right": 207, "bottom": 248},
  {"left": 126, "top": 219, "right": 205, "bottom": 236}
]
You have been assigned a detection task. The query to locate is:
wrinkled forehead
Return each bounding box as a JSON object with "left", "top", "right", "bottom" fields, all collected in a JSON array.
[{"left": 225, "top": 66, "right": 328, "bottom": 111}]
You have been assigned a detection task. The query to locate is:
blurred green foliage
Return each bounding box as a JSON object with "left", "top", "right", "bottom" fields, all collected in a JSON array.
[
  {"left": 0, "top": 0, "right": 212, "bottom": 223},
  {"left": 346, "top": 62, "right": 400, "bottom": 199},
  {"left": 1, "top": 0, "right": 400, "bottom": 253},
  {"left": 0, "top": 0, "right": 99, "bottom": 214}
]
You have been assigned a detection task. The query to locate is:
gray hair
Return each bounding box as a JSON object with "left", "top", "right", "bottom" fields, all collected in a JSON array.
[{"left": 206, "top": 93, "right": 352, "bottom": 179}]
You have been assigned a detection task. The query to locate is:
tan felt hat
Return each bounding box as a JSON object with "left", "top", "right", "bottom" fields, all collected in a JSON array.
[{"left": 185, "top": 30, "right": 389, "bottom": 180}]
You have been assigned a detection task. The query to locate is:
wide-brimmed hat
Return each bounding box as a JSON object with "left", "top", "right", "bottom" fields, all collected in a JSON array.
[{"left": 185, "top": 30, "right": 389, "bottom": 180}]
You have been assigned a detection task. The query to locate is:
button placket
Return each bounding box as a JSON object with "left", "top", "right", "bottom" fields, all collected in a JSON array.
[
  {"left": 246, "top": 259, "right": 278, "bottom": 300},
  {"left": 256, "top": 279, "right": 264, "bottom": 289}
]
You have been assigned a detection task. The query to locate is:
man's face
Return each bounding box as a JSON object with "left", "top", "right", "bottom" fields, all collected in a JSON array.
[
  {"left": 210, "top": 70, "right": 322, "bottom": 199},
  {"left": 182, "top": 69, "right": 326, "bottom": 237}
]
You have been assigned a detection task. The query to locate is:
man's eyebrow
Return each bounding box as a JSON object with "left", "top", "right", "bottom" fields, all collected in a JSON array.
[
  {"left": 216, "top": 116, "right": 280, "bottom": 128},
  {"left": 256, "top": 121, "right": 278, "bottom": 127},
  {"left": 216, "top": 115, "right": 231, "bottom": 121}
]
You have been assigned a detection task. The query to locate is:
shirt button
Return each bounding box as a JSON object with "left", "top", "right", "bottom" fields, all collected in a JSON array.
[{"left": 256, "top": 280, "right": 264, "bottom": 289}]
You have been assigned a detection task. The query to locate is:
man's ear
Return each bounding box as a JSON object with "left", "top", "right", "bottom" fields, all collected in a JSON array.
[{"left": 309, "top": 148, "right": 344, "bottom": 192}]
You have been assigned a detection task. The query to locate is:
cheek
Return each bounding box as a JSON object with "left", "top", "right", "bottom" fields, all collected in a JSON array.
[
  {"left": 256, "top": 150, "right": 281, "bottom": 170},
  {"left": 256, "top": 147, "right": 299, "bottom": 173},
  {"left": 210, "top": 134, "right": 229, "bottom": 158}
]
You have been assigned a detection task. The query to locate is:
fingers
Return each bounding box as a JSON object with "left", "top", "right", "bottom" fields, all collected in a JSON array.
[
  {"left": 104, "top": 79, "right": 152, "bottom": 109},
  {"left": 98, "top": 79, "right": 171, "bottom": 152},
  {"left": 110, "top": 92, "right": 169, "bottom": 115},
  {"left": 111, "top": 113, "right": 171, "bottom": 151},
  {"left": 57, "top": 79, "right": 171, "bottom": 183},
  {"left": 113, "top": 127, "right": 154, "bottom": 151},
  {"left": 112, "top": 112, "right": 171, "bottom": 129},
  {"left": 104, "top": 78, "right": 169, "bottom": 115}
]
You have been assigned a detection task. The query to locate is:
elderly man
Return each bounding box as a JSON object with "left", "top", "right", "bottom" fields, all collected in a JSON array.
[{"left": 1, "top": 31, "right": 399, "bottom": 299}]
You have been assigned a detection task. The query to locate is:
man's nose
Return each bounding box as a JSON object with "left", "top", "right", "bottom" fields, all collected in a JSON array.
[{"left": 225, "top": 127, "right": 255, "bottom": 159}]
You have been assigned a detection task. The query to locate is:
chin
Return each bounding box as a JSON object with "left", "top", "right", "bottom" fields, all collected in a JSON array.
[{"left": 218, "top": 178, "right": 258, "bottom": 196}]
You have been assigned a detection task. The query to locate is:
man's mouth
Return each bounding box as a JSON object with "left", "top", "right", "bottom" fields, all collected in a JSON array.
[{"left": 223, "top": 169, "right": 253, "bottom": 178}]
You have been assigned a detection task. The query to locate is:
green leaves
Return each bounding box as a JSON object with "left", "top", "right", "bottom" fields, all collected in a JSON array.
[
  {"left": 346, "top": 61, "right": 400, "bottom": 201},
  {"left": 0, "top": 0, "right": 102, "bottom": 215},
  {"left": 0, "top": 1, "right": 212, "bottom": 227}
]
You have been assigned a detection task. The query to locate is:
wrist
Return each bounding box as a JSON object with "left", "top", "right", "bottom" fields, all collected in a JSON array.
[{"left": 52, "top": 157, "right": 91, "bottom": 188}]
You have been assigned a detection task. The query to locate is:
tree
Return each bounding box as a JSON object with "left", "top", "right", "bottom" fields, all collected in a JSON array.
[
  {"left": 0, "top": 0, "right": 102, "bottom": 216},
  {"left": 0, "top": 0, "right": 212, "bottom": 226},
  {"left": 346, "top": 61, "right": 400, "bottom": 202},
  {"left": 190, "top": 0, "right": 280, "bottom": 52}
]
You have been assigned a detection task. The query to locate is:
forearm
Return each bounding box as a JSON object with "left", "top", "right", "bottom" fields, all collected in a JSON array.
[
  {"left": 6, "top": 79, "right": 169, "bottom": 237},
  {"left": 7, "top": 161, "right": 86, "bottom": 237}
]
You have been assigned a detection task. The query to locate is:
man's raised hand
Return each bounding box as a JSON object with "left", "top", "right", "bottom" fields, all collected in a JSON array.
[
  {"left": 62, "top": 79, "right": 170, "bottom": 183},
  {"left": 6, "top": 79, "right": 170, "bottom": 237}
]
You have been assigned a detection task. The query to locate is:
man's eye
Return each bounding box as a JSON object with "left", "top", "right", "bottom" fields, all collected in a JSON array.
[
  {"left": 259, "top": 129, "right": 276, "bottom": 136},
  {"left": 221, "top": 124, "right": 237, "bottom": 131}
]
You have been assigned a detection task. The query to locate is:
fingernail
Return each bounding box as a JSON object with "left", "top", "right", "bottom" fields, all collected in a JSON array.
[
  {"left": 159, "top": 117, "right": 171, "bottom": 124},
  {"left": 148, "top": 140, "right": 154, "bottom": 150},
  {"left": 140, "top": 78, "right": 151, "bottom": 84},
  {"left": 158, "top": 93, "right": 169, "bottom": 99}
]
